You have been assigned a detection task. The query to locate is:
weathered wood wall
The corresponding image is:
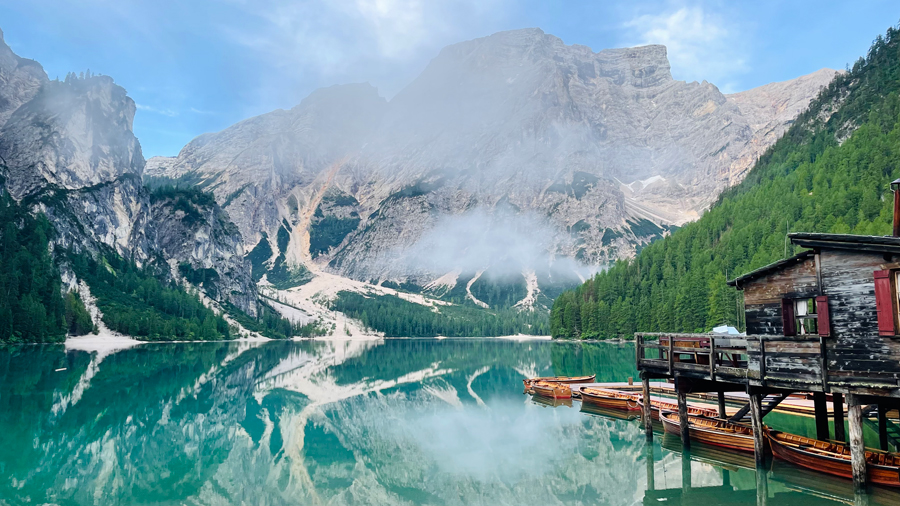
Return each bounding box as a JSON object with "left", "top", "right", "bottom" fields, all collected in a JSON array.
[
  {"left": 743, "top": 256, "right": 818, "bottom": 335},
  {"left": 820, "top": 249, "right": 900, "bottom": 386}
]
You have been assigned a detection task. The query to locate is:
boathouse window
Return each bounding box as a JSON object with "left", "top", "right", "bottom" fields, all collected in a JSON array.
[
  {"left": 782, "top": 296, "right": 830, "bottom": 336},
  {"left": 795, "top": 298, "right": 818, "bottom": 335}
]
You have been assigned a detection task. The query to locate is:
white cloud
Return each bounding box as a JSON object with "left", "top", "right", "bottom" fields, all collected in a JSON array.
[
  {"left": 624, "top": 5, "right": 747, "bottom": 91},
  {"left": 135, "top": 103, "right": 178, "bottom": 117},
  {"left": 222, "top": 0, "right": 510, "bottom": 98}
]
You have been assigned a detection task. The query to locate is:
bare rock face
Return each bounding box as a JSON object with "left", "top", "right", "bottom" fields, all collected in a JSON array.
[
  {"left": 147, "top": 28, "right": 838, "bottom": 293},
  {"left": 150, "top": 190, "right": 256, "bottom": 313},
  {"left": 0, "top": 33, "right": 257, "bottom": 316},
  {"left": 0, "top": 76, "right": 144, "bottom": 200},
  {"left": 0, "top": 28, "right": 46, "bottom": 127},
  {"left": 727, "top": 68, "right": 841, "bottom": 159}
]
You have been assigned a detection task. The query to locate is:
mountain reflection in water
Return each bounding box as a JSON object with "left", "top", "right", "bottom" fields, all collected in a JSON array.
[{"left": 0, "top": 339, "right": 897, "bottom": 505}]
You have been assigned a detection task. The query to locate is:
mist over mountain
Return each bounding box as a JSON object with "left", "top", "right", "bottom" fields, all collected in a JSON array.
[{"left": 146, "top": 28, "right": 835, "bottom": 303}]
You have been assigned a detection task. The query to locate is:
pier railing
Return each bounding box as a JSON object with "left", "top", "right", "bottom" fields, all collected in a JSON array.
[{"left": 635, "top": 332, "right": 826, "bottom": 389}]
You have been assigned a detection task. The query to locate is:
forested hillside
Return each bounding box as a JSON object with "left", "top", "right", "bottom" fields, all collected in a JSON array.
[
  {"left": 0, "top": 185, "right": 66, "bottom": 342},
  {"left": 551, "top": 23, "right": 900, "bottom": 339}
]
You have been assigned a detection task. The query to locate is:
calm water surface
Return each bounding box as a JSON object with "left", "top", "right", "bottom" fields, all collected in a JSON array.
[{"left": 1, "top": 339, "right": 898, "bottom": 505}]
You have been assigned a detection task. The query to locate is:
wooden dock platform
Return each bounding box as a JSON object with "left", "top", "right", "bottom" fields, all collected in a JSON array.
[{"left": 572, "top": 381, "right": 838, "bottom": 417}]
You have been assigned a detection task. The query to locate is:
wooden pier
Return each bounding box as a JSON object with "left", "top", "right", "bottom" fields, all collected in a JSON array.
[{"left": 636, "top": 211, "right": 900, "bottom": 493}]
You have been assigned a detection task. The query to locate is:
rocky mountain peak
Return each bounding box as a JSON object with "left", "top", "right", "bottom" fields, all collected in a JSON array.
[
  {"left": 147, "top": 29, "right": 839, "bottom": 293},
  {"left": 0, "top": 33, "right": 47, "bottom": 128},
  {"left": 0, "top": 73, "right": 143, "bottom": 200}
]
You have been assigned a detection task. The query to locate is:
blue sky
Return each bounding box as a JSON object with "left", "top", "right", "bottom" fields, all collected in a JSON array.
[{"left": 0, "top": 0, "right": 897, "bottom": 158}]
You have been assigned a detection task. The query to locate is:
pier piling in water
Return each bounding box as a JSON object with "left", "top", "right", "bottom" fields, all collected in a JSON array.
[
  {"left": 749, "top": 392, "right": 765, "bottom": 468},
  {"left": 833, "top": 392, "right": 846, "bottom": 442},
  {"left": 717, "top": 391, "right": 726, "bottom": 419},
  {"left": 677, "top": 386, "right": 690, "bottom": 449},
  {"left": 642, "top": 374, "right": 653, "bottom": 440},
  {"left": 847, "top": 394, "right": 868, "bottom": 491},
  {"left": 814, "top": 392, "right": 829, "bottom": 440}
]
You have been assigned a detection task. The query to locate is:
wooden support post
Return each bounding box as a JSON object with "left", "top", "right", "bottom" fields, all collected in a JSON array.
[
  {"left": 645, "top": 442, "right": 655, "bottom": 491},
  {"left": 718, "top": 391, "right": 727, "bottom": 419},
  {"left": 749, "top": 392, "right": 766, "bottom": 468},
  {"left": 833, "top": 393, "right": 846, "bottom": 442},
  {"left": 878, "top": 402, "right": 889, "bottom": 451},
  {"left": 642, "top": 373, "right": 653, "bottom": 440},
  {"left": 847, "top": 394, "right": 868, "bottom": 491},
  {"left": 681, "top": 449, "right": 692, "bottom": 492},
  {"left": 668, "top": 336, "right": 674, "bottom": 375},
  {"left": 709, "top": 336, "right": 716, "bottom": 380},
  {"left": 756, "top": 465, "right": 768, "bottom": 506},
  {"left": 814, "top": 392, "right": 830, "bottom": 441},
  {"left": 678, "top": 386, "right": 691, "bottom": 449}
]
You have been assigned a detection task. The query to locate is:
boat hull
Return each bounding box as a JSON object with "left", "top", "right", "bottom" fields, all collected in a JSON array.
[
  {"left": 767, "top": 429, "right": 900, "bottom": 488},
  {"left": 660, "top": 413, "right": 755, "bottom": 452},
  {"left": 580, "top": 389, "right": 641, "bottom": 411},
  {"left": 639, "top": 400, "right": 719, "bottom": 421},
  {"left": 523, "top": 375, "right": 595, "bottom": 390},
  {"left": 532, "top": 382, "right": 572, "bottom": 399}
]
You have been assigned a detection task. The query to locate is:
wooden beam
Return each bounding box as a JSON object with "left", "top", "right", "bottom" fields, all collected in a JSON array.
[
  {"left": 814, "top": 392, "right": 829, "bottom": 440},
  {"left": 668, "top": 337, "right": 674, "bottom": 376},
  {"left": 718, "top": 391, "right": 727, "bottom": 419},
  {"left": 878, "top": 402, "right": 889, "bottom": 451},
  {"left": 749, "top": 392, "right": 766, "bottom": 468},
  {"left": 682, "top": 449, "right": 692, "bottom": 492},
  {"left": 645, "top": 442, "right": 655, "bottom": 491},
  {"left": 847, "top": 394, "right": 868, "bottom": 491},
  {"left": 642, "top": 373, "right": 653, "bottom": 440},
  {"left": 678, "top": 387, "right": 691, "bottom": 449},
  {"left": 833, "top": 392, "right": 846, "bottom": 442}
]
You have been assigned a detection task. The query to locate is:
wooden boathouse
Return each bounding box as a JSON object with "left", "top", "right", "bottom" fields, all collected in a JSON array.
[{"left": 635, "top": 179, "right": 900, "bottom": 491}]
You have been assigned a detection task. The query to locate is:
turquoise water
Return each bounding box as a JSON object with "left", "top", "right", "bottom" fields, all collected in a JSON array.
[{"left": 0, "top": 339, "right": 896, "bottom": 505}]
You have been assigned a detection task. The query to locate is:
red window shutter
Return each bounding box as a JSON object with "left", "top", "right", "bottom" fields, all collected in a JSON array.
[
  {"left": 874, "top": 270, "right": 895, "bottom": 336},
  {"left": 781, "top": 298, "right": 796, "bottom": 336},
  {"left": 816, "top": 295, "right": 831, "bottom": 337}
]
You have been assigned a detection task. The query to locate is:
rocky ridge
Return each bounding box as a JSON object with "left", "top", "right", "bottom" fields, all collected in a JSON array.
[
  {"left": 0, "top": 31, "right": 257, "bottom": 316},
  {"left": 146, "top": 29, "right": 837, "bottom": 305}
]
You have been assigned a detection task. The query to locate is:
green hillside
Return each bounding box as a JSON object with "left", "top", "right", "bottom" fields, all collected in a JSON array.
[{"left": 551, "top": 23, "right": 900, "bottom": 340}]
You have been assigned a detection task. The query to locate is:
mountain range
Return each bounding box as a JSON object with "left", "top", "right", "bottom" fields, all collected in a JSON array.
[
  {"left": 145, "top": 28, "right": 836, "bottom": 308},
  {"left": 0, "top": 25, "right": 839, "bottom": 340}
]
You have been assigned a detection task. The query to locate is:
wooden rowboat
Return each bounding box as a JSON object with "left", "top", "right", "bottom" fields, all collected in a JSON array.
[
  {"left": 531, "top": 381, "right": 572, "bottom": 399},
  {"left": 580, "top": 387, "right": 641, "bottom": 411},
  {"left": 638, "top": 398, "right": 720, "bottom": 421},
  {"left": 767, "top": 428, "right": 900, "bottom": 488},
  {"left": 523, "top": 374, "right": 595, "bottom": 390},
  {"left": 660, "top": 411, "right": 755, "bottom": 452}
]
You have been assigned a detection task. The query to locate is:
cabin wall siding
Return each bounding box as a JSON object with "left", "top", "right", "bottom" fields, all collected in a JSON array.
[
  {"left": 745, "top": 303, "right": 781, "bottom": 335},
  {"left": 741, "top": 257, "right": 818, "bottom": 335},
  {"left": 819, "top": 249, "right": 900, "bottom": 377}
]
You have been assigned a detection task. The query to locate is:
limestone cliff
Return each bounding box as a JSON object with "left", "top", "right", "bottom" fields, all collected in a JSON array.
[
  {"left": 0, "top": 31, "right": 256, "bottom": 316},
  {"left": 146, "top": 28, "right": 837, "bottom": 304}
]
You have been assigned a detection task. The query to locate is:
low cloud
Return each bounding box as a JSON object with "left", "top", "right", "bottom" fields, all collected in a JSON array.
[{"left": 388, "top": 207, "right": 586, "bottom": 280}]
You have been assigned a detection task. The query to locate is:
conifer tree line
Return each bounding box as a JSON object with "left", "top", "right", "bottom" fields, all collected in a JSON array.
[
  {"left": 0, "top": 188, "right": 67, "bottom": 342},
  {"left": 1, "top": 176, "right": 308, "bottom": 342},
  {"left": 332, "top": 291, "right": 549, "bottom": 337},
  {"left": 552, "top": 23, "right": 900, "bottom": 340}
]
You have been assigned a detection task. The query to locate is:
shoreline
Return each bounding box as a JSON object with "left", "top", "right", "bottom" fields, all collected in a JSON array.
[{"left": 4, "top": 334, "right": 557, "bottom": 351}]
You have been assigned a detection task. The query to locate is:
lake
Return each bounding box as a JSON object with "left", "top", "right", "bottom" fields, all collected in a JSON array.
[{"left": 1, "top": 338, "right": 897, "bottom": 505}]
